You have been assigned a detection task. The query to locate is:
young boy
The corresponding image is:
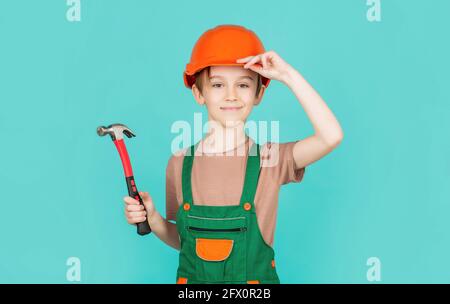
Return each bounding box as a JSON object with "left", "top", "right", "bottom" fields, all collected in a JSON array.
[{"left": 123, "top": 25, "right": 343, "bottom": 284}]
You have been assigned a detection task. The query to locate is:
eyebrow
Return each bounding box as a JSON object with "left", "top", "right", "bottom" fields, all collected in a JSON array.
[{"left": 209, "top": 75, "right": 254, "bottom": 81}]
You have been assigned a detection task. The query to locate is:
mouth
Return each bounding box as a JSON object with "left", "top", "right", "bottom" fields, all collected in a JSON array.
[{"left": 220, "top": 106, "right": 243, "bottom": 111}]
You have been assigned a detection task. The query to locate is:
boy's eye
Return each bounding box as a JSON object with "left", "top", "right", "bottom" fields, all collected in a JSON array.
[
  {"left": 238, "top": 84, "right": 250, "bottom": 88},
  {"left": 212, "top": 83, "right": 223, "bottom": 88}
]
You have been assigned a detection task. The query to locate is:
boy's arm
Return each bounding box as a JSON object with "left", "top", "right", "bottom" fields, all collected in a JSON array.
[
  {"left": 238, "top": 51, "right": 344, "bottom": 169},
  {"left": 148, "top": 211, "right": 180, "bottom": 251},
  {"left": 282, "top": 67, "right": 344, "bottom": 169}
]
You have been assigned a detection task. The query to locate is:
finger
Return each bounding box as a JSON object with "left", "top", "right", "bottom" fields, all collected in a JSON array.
[
  {"left": 244, "top": 55, "right": 261, "bottom": 69},
  {"left": 123, "top": 196, "right": 139, "bottom": 205},
  {"left": 243, "top": 57, "right": 259, "bottom": 69},
  {"left": 247, "top": 64, "right": 263, "bottom": 74},
  {"left": 133, "top": 217, "right": 147, "bottom": 223},
  {"left": 267, "top": 53, "right": 276, "bottom": 66},
  {"left": 261, "top": 55, "right": 268, "bottom": 70},
  {"left": 139, "top": 191, "right": 153, "bottom": 207},
  {"left": 127, "top": 204, "right": 145, "bottom": 212},
  {"left": 128, "top": 211, "right": 147, "bottom": 218},
  {"left": 128, "top": 216, "right": 146, "bottom": 224},
  {"left": 139, "top": 191, "right": 150, "bottom": 201},
  {"left": 236, "top": 56, "right": 254, "bottom": 63}
]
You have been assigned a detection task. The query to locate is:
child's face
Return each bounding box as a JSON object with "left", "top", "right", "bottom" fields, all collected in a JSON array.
[{"left": 192, "top": 66, "right": 265, "bottom": 128}]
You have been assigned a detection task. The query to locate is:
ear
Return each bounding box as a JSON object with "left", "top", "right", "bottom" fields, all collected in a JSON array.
[
  {"left": 254, "top": 85, "right": 266, "bottom": 106},
  {"left": 192, "top": 84, "right": 206, "bottom": 106}
]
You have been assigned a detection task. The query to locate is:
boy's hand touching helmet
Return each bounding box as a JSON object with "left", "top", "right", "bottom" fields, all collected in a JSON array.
[{"left": 237, "top": 51, "right": 294, "bottom": 84}]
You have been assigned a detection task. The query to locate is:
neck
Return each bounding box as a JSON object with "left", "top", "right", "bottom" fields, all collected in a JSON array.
[{"left": 201, "top": 119, "right": 248, "bottom": 154}]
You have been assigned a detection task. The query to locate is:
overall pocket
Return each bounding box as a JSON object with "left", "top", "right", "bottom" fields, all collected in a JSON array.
[
  {"left": 196, "top": 238, "right": 234, "bottom": 261},
  {"left": 186, "top": 217, "right": 247, "bottom": 282}
]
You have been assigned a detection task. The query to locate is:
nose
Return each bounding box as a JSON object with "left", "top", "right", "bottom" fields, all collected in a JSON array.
[{"left": 225, "top": 86, "right": 238, "bottom": 102}]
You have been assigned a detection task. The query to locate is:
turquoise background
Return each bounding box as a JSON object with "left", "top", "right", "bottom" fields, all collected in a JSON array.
[{"left": 1, "top": 0, "right": 449, "bottom": 283}]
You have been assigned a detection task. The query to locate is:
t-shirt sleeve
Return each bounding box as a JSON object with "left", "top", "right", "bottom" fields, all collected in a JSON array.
[
  {"left": 261, "top": 141, "right": 306, "bottom": 185},
  {"left": 165, "top": 156, "right": 178, "bottom": 222}
]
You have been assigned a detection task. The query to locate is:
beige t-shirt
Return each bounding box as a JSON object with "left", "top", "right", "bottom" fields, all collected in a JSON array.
[{"left": 165, "top": 137, "right": 306, "bottom": 247}]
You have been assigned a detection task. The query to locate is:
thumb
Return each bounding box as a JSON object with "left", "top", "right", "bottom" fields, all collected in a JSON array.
[{"left": 139, "top": 191, "right": 153, "bottom": 209}]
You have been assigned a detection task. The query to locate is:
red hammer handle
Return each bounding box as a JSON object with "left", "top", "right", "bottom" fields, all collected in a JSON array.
[
  {"left": 113, "top": 139, "right": 134, "bottom": 177},
  {"left": 114, "top": 139, "right": 152, "bottom": 236}
]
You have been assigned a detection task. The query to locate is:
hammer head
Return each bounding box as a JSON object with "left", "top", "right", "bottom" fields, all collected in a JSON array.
[{"left": 97, "top": 123, "right": 136, "bottom": 141}]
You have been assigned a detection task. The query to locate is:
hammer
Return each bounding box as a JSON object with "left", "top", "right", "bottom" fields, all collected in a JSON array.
[{"left": 97, "top": 123, "right": 152, "bottom": 236}]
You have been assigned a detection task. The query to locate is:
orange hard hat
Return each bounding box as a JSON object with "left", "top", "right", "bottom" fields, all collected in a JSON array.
[{"left": 183, "top": 24, "right": 271, "bottom": 89}]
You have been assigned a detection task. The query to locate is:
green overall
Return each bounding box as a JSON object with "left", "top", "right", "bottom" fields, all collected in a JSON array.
[{"left": 175, "top": 141, "right": 280, "bottom": 284}]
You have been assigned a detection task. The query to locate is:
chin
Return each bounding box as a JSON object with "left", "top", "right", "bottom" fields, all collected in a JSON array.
[{"left": 221, "top": 119, "right": 245, "bottom": 128}]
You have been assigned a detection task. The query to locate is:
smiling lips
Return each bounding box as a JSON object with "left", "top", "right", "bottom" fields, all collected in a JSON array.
[{"left": 220, "top": 106, "right": 243, "bottom": 111}]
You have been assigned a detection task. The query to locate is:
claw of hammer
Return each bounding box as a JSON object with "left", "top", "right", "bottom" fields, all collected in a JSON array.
[{"left": 97, "top": 123, "right": 136, "bottom": 141}]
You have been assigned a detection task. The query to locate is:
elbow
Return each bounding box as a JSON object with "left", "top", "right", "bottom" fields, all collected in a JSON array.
[
  {"left": 322, "top": 130, "right": 344, "bottom": 149},
  {"left": 330, "top": 132, "right": 344, "bottom": 148}
]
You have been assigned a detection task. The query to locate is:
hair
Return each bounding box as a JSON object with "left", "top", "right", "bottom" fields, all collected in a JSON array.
[{"left": 194, "top": 66, "right": 263, "bottom": 97}]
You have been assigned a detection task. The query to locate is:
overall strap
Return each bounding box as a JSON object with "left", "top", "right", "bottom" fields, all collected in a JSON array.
[
  {"left": 239, "top": 142, "right": 260, "bottom": 207},
  {"left": 181, "top": 141, "right": 200, "bottom": 205}
]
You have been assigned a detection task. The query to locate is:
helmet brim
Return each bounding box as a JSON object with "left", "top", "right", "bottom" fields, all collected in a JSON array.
[{"left": 183, "top": 63, "right": 271, "bottom": 89}]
